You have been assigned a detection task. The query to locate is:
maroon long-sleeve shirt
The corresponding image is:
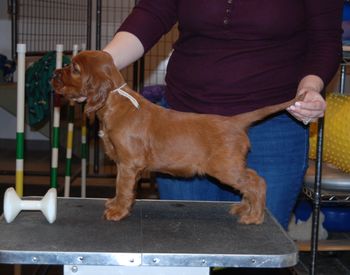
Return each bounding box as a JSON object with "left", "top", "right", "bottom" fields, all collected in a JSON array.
[{"left": 119, "top": 0, "right": 343, "bottom": 115}]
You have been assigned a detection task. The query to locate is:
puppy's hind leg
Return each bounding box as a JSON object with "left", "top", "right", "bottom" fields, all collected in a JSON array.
[
  {"left": 229, "top": 168, "right": 266, "bottom": 224},
  {"left": 104, "top": 164, "right": 139, "bottom": 221},
  {"left": 209, "top": 165, "right": 266, "bottom": 225}
]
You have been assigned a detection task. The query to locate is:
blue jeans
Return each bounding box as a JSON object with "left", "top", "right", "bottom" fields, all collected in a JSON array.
[{"left": 156, "top": 104, "right": 309, "bottom": 229}]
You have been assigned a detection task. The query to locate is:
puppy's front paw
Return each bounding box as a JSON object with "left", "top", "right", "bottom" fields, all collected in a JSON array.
[
  {"left": 230, "top": 203, "right": 264, "bottom": 224},
  {"left": 104, "top": 206, "right": 130, "bottom": 221},
  {"left": 238, "top": 213, "right": 264, "bottom": 225},
  {"left": 229, "top": 203, "right": 250, "bottom": 216}
]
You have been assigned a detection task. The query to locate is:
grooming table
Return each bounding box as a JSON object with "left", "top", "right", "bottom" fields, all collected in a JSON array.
[{"left": 0, "top": 198, "right": 297, "bottom": 275}]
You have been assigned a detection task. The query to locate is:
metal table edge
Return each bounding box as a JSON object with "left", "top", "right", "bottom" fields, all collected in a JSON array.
[
  {"left": 0, "top": 250, "right": 142, "bottom": 266},
  {"left": 141, "top": 251, "right": 298, "bottom": 268},
  {"left": 0, "top": 250, "right": 298, "bottom": 268}
]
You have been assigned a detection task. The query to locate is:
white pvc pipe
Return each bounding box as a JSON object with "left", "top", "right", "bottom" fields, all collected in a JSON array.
[
  {"left": 51, "top": 44, "right": 64, "bottom": 188},
  {"left": 73, "top": 44, "right": 79, "bottom": 56},
  {"left": 16, "top": 44, "right": 26, "bottom": 133},
  {"left": 15, "top": 44, "right": 26, "bottom": 198},
  {"left": 73, "top": 43, "right": 88, "bottom": 198},
  {"left": 56, "top": 44, "right": 64, "bottom": 69},
  {"left": 64, "top": 45, "right": 79, "bottom": 197}
]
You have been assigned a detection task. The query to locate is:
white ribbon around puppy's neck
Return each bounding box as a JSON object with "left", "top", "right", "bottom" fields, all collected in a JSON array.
[{"left": 111, "top": 83, "right": 140, "bottom": 109}]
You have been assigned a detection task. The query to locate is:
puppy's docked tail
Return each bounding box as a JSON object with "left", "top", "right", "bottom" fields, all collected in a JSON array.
[{"left": 234, "top": 93, "right": 306, "bottom": 128}]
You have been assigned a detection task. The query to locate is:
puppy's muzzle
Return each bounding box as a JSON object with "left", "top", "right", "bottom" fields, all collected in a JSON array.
[{"left": 52, "top": 69, "right": 62, "bottom": 81}]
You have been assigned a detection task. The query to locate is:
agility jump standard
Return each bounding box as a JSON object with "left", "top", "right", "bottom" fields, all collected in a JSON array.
[
  {"left": 8, "top": 43, "right": 84, "bottom": 219},
  {"left": 15, "top": 44, "right": 26, "bottom": 197},
  {"left": 51, "top": 44, "right": 64, "bottom": 188},
  {"left": 80, "top": 109, "right": 88, "bottom": 198},
  {"left": 80, "top": 43, "right": 88, "bottom": 198},
  {"left": 63, "top": 44, "right": 88, "bottom": 198},
  {"left": 64, "top": 44, "right": 79, "bottom": 197}
]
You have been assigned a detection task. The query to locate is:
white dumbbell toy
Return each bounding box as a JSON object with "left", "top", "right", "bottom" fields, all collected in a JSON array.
[{"left": 3, "top": 187, "right": 57, "bottom": 223}]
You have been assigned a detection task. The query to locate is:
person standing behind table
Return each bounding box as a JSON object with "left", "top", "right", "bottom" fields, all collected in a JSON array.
[{"left": 103, "top": 0, "right": 343, "bottom": 229}]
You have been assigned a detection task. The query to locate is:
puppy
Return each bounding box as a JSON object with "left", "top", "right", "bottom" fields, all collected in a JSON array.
[{"left": 52, "top": 50, "right": 303, "bottom": 224}]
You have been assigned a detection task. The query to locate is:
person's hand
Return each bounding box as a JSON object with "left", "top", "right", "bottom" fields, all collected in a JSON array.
[{"left": 287, "top": 75, "right": 326, "bottom": 125}]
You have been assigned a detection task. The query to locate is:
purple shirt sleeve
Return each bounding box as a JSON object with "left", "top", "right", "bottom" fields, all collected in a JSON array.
[{"left": 118, "top": 0, "right": 178, "bottom": 52}]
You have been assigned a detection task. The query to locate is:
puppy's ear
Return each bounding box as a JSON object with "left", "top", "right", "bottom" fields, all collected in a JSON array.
[{"left": 84, "top": 78, "right": 113, "bottom": 116}]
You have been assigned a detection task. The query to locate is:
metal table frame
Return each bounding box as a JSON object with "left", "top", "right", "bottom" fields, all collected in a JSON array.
[{"left": 0, "top": 198, "right": 297, "bottom": 275}]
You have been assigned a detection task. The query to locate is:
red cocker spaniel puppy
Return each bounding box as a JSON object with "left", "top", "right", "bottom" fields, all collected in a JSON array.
[{"left": 52, "top": 50, "right": 302, "bottom": 224}]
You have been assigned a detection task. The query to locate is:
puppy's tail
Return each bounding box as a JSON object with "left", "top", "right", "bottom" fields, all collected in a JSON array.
[{"left": 234, "top": 93, "right": 305, "bottom": 128}]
